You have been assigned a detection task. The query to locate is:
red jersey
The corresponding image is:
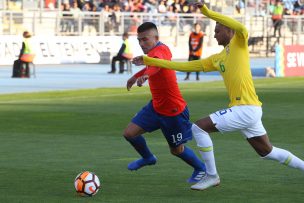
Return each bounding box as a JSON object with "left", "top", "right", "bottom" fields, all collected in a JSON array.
[{"left": 134, "top": 43, "right": 186, "bottom": 116}]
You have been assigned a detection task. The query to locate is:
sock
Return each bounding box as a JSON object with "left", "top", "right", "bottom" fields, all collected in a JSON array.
[
  {"left": 125, "top": 135, "right": 153, "bottom": 159},
  {"left": 192, "top": 124, "right": 218, "bottom": 175},
  {"left": 176, "top": 146, "right": 206, "bottom": 171},
  {"left": 263, "top": 146, "right": 304, "bottom": 171}
]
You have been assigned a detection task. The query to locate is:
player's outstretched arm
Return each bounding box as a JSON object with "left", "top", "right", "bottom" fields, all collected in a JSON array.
[
  {"left": 194, "top": 1, "right": 247, "bottom": 37},
  {"left": 142, "top": 56, "right": 204, "bottom": 72}
]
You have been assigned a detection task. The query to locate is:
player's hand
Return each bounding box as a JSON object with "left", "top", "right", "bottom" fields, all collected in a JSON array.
[
  {"left": 132, "top": 56, "right": 144, "bottom": 66},
  {"left": 193, "top": 1, "right": 204, "bottom": 8},
  {"left": 126, "top": 76, "right": 137, "bottom": 91},
  {"left": 137, "top": 75, "right": 149, "bottom": 87}
]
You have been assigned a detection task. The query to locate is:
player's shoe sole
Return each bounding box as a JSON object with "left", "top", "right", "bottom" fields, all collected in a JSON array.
[
  {"left": 128, "top": 155, "right": 157, "bottom": 171},
  {"left": 190, "top": 174, "right": 220, "bottom": 191}
]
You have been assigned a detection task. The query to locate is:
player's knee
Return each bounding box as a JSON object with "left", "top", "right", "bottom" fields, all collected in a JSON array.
[
  {"left": 170, "top": 145, "right": 184, "bottom": 156},
  {"left": 123, "top": 128, "right": 133, "bottom": 139}
]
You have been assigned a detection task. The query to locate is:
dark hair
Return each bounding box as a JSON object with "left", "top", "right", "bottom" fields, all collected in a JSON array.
[
  {"left": 23, "top": 31, "right": 31, "bottom": 38},
  {"left": 123, "top": 32, "right": 129, "bottom": 37},
  {"left": 194, "top": 23, "right": 201, "bottom": 28},
  {"left": 137, "top": 22, "right": 158, "bottom": 33}
]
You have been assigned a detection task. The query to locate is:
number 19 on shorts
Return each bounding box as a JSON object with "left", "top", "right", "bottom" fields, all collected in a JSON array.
[{"left": 171, "top": 133, "right": 183, "bottom": 144}]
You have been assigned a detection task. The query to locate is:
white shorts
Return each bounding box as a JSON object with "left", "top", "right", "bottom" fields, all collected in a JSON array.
[{"left": 209, "top": 105, "right": 267, "bottom": 139}]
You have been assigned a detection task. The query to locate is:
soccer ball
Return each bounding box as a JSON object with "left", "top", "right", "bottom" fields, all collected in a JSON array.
[{"left": 74, "top": 171, "right": 101, "bottom": 196}]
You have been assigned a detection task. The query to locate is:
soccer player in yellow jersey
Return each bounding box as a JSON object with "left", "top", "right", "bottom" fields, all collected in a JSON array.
[{"left": 132, "top": 1, "right": 304, "bottom": 191}]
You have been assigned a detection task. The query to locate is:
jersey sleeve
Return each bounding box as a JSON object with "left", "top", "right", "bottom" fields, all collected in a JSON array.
[
  {"left": 134, "top": 67, "right": 147, "bottom": 78},
  {"left": 143, "top": 56, "right": 203, "bottom": 72},
  {"left": 200, "top": 5, "right": 248, "bottom": 45},
  {"left": 145, "top": 66, "right": 161, "bottom": 76},
  {"left": 143, "top": 53, "right": 219, "bottom": 73}
]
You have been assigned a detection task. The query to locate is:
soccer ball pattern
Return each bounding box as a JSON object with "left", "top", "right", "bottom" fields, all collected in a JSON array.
[{"left": 74, "top": 171, "right": 100, "bottom": 196}]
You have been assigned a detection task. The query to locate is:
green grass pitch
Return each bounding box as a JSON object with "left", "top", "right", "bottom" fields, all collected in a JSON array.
[{"left": 0, "top": 77, "right": 303, "bottom": 203}]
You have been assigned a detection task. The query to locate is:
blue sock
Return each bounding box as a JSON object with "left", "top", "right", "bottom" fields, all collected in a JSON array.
[
  {"left": 176, "top": 146, "right": 206, "bottom": 171},
  {"left": 125, "top": 135, "right": 153, "bottom": 159}
]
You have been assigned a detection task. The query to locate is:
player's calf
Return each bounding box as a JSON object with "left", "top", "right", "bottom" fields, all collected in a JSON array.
[{"left": 262, "top": 146, "right": 304, "bottom": 171}]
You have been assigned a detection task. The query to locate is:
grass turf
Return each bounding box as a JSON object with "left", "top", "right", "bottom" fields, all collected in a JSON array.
[{"left": 0, "top": 77, "right": 303, "bottom": 203}]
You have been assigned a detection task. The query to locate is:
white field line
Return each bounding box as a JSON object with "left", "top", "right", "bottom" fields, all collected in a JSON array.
[
  {"left": 0, "top": 92, "right": 147, "bottom": 104},
  {"left": 0, "top": 80, "right": 302, "bottom": 104},
  {"left": 0, "top": 87, "right": 224, "bottom": 104},
  {"left": 254, "top": 80, "right": 304, "bottom": 87}
]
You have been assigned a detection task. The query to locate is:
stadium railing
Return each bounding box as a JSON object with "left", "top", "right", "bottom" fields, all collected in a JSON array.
[{"left": 0, "top": 10, "right": 303, "bottom": 57}]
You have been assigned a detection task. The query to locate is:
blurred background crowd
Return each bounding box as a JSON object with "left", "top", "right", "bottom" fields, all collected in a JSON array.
[{"left": 45, "top": 0, "right": 304, "bottom": 16}]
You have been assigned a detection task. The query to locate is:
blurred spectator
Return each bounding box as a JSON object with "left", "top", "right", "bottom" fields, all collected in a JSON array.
[
  {"left": 268, "top": 0, "right": 275, "bottom": 14},
  {"left": 184, "top": 23, "right": 205, "bottom": 81},
  {"left": 133, "top": 0, "right": 146, "bottom": 12},
  {"left": 180, "top": 0, "right": 190, "bottom": 14},
  {"left": 112, "top": 4, "right": 122, "bottom": 32},
  {"left": 45, "top": 0, "right": 56, "bottom": 9},
  {"left": 265, "top": 67, "right": 276, "bottom": 77},
  {"left": 283, "top": 0, "right": 295, "bottom": 12},
  {"left": 102, "top": 4, "right": 112, "bottom": 32},
  {"left": 293, "top": 0, "right": 304, "bottom": 14},
  {"left": 91, "top": 4, "right": 99, "bottom": 33},
  {"left": 171, "top": 0, "right": 181, "bottom": 13},
  {"left": 61, "top": 2, "right": 73, "bottom": 34},
  {"left": 18, "top": 31, "right": 35, "bottom": 78},
  {"left": 145, "top": 0, "right": 158, "bottom": 13},
  {"left": 108, "top": 32, "right": 133, "bottom": 74},
  {"left": 271, "top": 0, "right": 284, "bottom": 37},
  {"left": 235, "top": 0, "right": 245, "bottom": 15},
  {"left": 158, "top": 0, "right": 167, "bottom": 13},
  {"left": 70, "top": 1, "right": 81, "bottom": 33},
  {"left": 167, "top": 5, "right": 177, "bottom": 35}
]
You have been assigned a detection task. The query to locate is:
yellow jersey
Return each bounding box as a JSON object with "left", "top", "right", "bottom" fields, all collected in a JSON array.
[{"left": 143, "top": 5, "right": 261, "bottom": 107}]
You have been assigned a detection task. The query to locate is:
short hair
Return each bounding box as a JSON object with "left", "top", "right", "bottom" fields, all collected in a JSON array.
[
  {"left": 137, "top": 22, "right": 158, "bottom": 34},
  {"left": 123, "top": 32, "right": 129, "bottom": 38},
  {"left": 23, "top": 31, "right": 31, "bottom": 38}
]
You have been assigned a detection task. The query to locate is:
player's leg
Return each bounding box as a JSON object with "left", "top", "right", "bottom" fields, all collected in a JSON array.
[
  {"left": 191, "top": 106, "right": 250, "bottom": 190},
  {"left": 124, "top": 102, "right": 159, "bottom": 170},
  {"left": 192, "top": 117, "right": 218, "bottom": 176},
  {"left": 123, "top": 122, "right": 156, "bottom": 170},
  {"left": 170, "top": 144, "right": 206, "bottom": 183},
  {"left": 160, "top": 106, "right": 206, "bottom": 183},
  {"left": 190, "top": 117, "right": 220, "bottom": 190},
  {"left": 247, "top": 134, "right": 304, "bottom": 171},
  {"left": 236, "top": 105, "right": 304, "bottom": 171}
]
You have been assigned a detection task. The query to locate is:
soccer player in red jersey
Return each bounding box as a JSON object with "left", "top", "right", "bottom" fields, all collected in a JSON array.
[{"left": 123, "top": 22, "right": 206, "bottom": 183}]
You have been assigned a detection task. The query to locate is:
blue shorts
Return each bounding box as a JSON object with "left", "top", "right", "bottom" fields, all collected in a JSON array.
[{"left": 132, "top": 101, "right": 193, "bottom": 147}]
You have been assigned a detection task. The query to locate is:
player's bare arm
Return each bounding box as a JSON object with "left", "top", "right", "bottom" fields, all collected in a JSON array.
[
  {"left": 126, "top": 76, "right": 137, "bottom": 91},
  {"left": 136, "top": 75, "right": 149, "bottom": 87}
]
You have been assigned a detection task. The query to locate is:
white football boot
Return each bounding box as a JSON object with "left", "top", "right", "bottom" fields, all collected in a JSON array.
[{"left": 190, "top": 174, "right": 220, "bottom": 191}]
